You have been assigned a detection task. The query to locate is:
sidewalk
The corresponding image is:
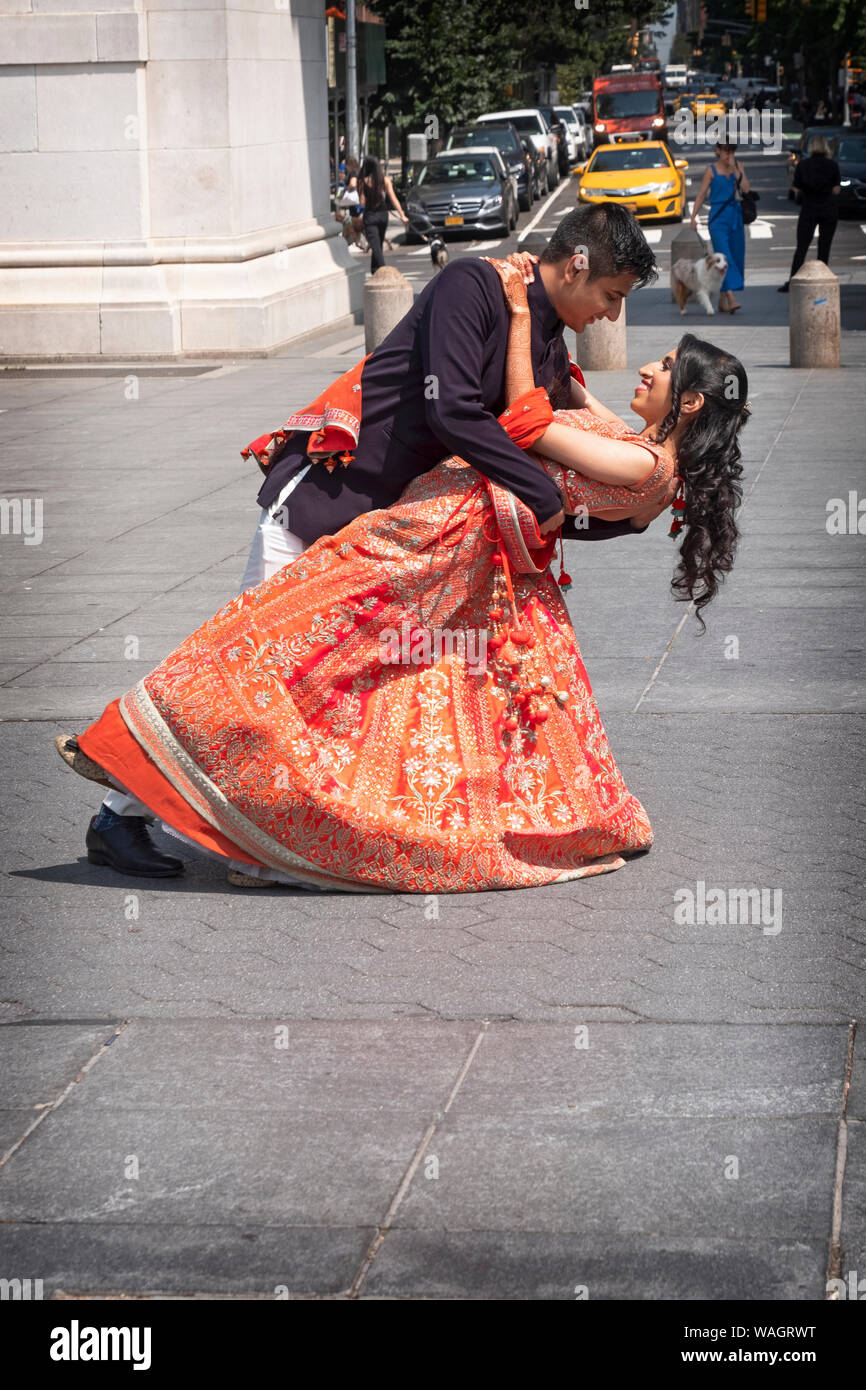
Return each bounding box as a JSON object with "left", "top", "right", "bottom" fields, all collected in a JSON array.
[{"left": 0, "top": 302, "right": 864, "bottom": 1299}]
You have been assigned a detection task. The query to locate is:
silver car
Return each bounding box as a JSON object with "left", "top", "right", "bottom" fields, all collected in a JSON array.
[
  {"left": 405, "top": 148, "right": 519, "bottom": 241},
  {"left": 554, "top": 105, "right": 589, "bottom": 161},
  {"left": 476, "top": 108, "right": 561, "bottom": 190}
]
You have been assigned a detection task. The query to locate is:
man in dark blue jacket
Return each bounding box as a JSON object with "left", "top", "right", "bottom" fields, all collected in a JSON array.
[{"left": 244, "top": 202, "right": 659, "bottom": 585}]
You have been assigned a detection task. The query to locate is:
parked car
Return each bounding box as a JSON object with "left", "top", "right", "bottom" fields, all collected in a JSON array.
[
  {"left": 447, "top": 123, "right": 531, "bottom": 210},
  {"left": 787, "top": 125, "right": 845, "bottom": 198},
  {"left": 834, "top": 130, "right": 866, "bottom": 214},
  {"left": 554, "top": 104, "right": 589, "bottom": 161},
  {"left": 789, "top": 128, "right": 866, "bottom": 214},
  {"left": 717, "top": 84, "right": 742, "bottom": 109},
  {"left": 520, "top": 136, "right": 548, "bottom": 199},
  {"left": 537, "top": 104, "right": 572, "bottom": 176},
  {"left": 476, "top": 108, "right": 560, "bottom": 189},
  {"left": 404, "top": 148, "right": 519, "bottom": 242},
  {"left": 574, "top": 140, "right": 688, "bottom": 221},
  {"left": 574, "top": 106, "right": 593, "bottom": 154}
]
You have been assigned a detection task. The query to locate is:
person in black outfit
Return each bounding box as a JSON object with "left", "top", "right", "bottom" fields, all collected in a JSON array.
[
  {"left": 360, "top": 157, "right": 407, "bottom": 273},
  {"left": 779, "top": 134, "right": 841, "bottom": 291}
]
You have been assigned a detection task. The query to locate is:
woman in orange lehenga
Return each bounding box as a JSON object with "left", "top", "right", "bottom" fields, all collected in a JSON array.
[{"left": 69, "top": 260, "right": 749, "bottom": 894}]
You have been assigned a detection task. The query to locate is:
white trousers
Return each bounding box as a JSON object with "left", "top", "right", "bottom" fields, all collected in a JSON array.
[{"left": 105, "top": 467, "right": 310, "bottom": 819}]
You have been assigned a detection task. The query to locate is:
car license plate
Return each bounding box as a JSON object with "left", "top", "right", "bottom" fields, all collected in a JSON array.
[{"left": 444, "top": 215, "right": 464, "bottom": 226}]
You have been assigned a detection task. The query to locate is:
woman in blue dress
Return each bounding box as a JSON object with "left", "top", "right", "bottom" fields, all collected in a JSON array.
[{"left": 690, "top": 141, "right": 749, "bottom": 313}]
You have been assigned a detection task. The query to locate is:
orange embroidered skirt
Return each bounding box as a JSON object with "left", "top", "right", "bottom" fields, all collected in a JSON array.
[{"left": 80, "top": 455, "right": 657, "bottom": 892}]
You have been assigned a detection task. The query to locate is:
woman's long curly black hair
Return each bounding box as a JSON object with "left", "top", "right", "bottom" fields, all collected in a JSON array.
[{"left": 654, "top": 334, "right": 749, "bottom": 630}]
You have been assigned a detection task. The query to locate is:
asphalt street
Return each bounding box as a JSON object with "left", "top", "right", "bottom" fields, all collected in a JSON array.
[{"left": 380, "top": 139, "right": 866, "bottom": 300}]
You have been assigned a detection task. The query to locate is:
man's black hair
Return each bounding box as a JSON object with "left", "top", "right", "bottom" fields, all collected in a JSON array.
[{"left": 540, "top": 203, "right": 657, "bottom": 289}]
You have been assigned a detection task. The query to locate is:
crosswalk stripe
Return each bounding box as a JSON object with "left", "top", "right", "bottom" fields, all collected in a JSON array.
[
  {"left": 642, "top": 228, "right": 663, "bottom": 244},
  {"left": 748, "top": 220, "right": 773, "bottom": 239}
]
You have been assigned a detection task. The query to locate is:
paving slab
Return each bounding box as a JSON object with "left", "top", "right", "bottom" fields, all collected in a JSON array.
[
  {"left": 362, "top": 1231, "right": 826, "bottom": 1300},
  {"left": 0, "top": 304, "right": 863, "bottom": 1299}
]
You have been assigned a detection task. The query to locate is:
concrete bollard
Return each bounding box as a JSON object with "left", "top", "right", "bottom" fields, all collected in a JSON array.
[
  {"left": 363, "top": 265, "right": 415, "bottom": 354},
  {"left": 579, "top": 300, "right": 627, "bottom": 371},
  {"left": 789, "top": 260, "right": 840, "bottom": 368},
  {"left": 669, "top": 225, "right": 708, "bottom": 302}
]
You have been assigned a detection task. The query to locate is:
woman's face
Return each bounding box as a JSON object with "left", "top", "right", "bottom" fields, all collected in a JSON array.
[
  {"left": 716, "top": 143, "right": 736, "bottom": 164},
  {"left": 631, "top": 350, "right": 676, "bottom": 424}
]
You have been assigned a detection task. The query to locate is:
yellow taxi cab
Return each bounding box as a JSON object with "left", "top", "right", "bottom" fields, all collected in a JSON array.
[
  {"left": 690, "top": 92, "right": 726, "bottom": 120},
  {"left": 574, "top": 141, "right": 688, "bottom": 221}
]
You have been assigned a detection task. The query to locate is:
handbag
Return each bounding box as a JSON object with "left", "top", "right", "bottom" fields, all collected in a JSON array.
[{"left": 739, "top": 187, "right": 759, "bottom": 225}]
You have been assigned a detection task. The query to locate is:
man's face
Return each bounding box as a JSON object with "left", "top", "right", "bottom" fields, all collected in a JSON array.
[{"left": 553, "top": 263, "right": 638, "bottom": 334}]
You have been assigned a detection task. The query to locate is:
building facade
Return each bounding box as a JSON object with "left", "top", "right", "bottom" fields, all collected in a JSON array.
[{"left": 0, "top": 0, "right": 363, "bottom": 358}]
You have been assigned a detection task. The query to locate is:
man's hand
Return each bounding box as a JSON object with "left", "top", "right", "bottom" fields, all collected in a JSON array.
[
  {"left": 629, "top": 476, "right": 678, "bottom": 530},
  {"left": 539, "top": 508, "right": 565, "bottom": 535}
]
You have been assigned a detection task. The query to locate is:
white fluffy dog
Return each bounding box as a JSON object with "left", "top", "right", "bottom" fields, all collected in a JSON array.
[{"left": 672, "top": 252, "right": 728, "bottom": 315}]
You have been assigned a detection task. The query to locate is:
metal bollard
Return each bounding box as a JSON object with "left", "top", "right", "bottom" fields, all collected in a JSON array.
[
  {"left": 669, "top": 225, "right": 708, "bottom": 303},
  {"left": 789, "top": 260, "right": 840, "bottom": 368},
  {"left": 363, "top": 266, "right": 415, "bottom": 354},
  {"left": 579, "top": 299, "right": 627, "bottom": 371}
]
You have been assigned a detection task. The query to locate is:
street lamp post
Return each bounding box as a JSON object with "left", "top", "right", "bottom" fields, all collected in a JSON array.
[{"left": 346, "top": 0, "right": 359, "bottom": 161}]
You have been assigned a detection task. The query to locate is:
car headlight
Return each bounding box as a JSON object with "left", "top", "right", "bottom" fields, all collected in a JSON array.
[
  {"left": 480, "top": 195, "right": 503, "bottom": 210},
  {"left": 647, "top": 181, "right": 677, "bottom": 194},
  {"left": 594, "top": 122, "right": 606, "bottom": 133},
  {"left": 840, "top": 179, "right": 851, "bottom": 187},
  {"left": 651, "top": 117, "right": 666, "bottom": 127},
  {"left": 407, "top": 201, "right": 426, "bottom": 216}
]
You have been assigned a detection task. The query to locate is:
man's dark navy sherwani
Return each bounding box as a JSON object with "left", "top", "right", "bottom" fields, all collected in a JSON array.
[{"left": 258, "top": 258, "right": 638, "bottom": 545}]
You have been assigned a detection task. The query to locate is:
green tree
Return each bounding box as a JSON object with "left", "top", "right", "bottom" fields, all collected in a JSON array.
[{"left": 368, "top": 0, "right": 675, "bottom": 145}]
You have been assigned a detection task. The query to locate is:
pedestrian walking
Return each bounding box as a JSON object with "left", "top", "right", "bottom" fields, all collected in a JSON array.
[
  {"left": 691, "top": 140, "right": 749, "bottom": 313},
  {"left": 336, "top": 156, "right": 365, "bottom": 251},
  {"left": 778, "top": 134, "right": 841, "bottom": 292},
  {"left": 360, "top": 157, "right": 408, "bottom": 273}
]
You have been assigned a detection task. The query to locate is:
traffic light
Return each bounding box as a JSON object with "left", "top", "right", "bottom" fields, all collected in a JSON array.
[
  {"left": 756, "top": 0, "right": 766, "bottom": 20},
  {"left": 745, "top": 0, "right": 755, "bottom": 17}
]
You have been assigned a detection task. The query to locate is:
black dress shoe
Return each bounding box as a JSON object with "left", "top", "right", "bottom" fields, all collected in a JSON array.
[
  {"left": 86, "top": 816, "right": 184, "bottom": 878},
  {"left": 778, "top": 282, "right": 789, "bottom": 293}
]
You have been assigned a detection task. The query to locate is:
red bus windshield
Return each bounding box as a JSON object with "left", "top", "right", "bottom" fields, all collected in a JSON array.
[{"left": 596, "top": 89, "right": 661, "bottom": 120}]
